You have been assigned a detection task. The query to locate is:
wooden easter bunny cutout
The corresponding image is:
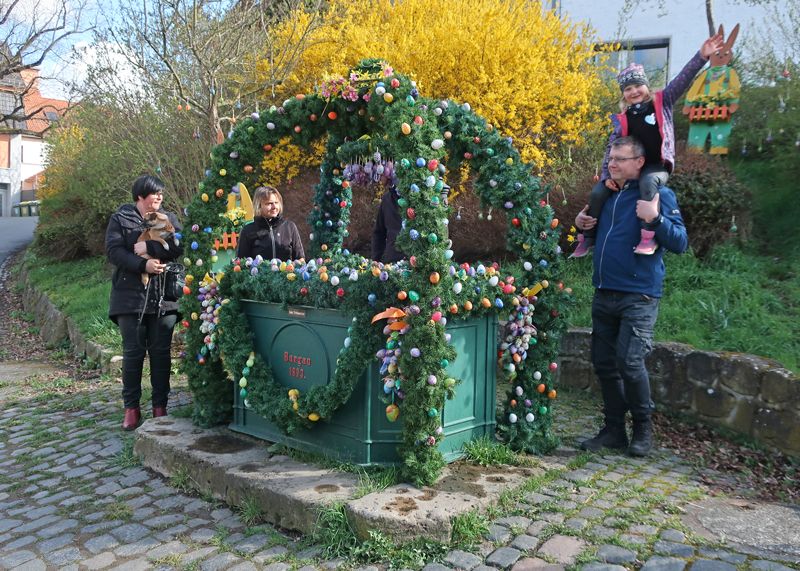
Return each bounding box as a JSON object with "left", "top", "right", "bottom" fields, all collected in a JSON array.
[{"left": 683, "top": 23, "right": 741, "bottom": 154}]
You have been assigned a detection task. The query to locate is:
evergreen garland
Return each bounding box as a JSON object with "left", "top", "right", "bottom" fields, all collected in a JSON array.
[{"left": 180, "top": 60, "right": 573, "bottom": 485}]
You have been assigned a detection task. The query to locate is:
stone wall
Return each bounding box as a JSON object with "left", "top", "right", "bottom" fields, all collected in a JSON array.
[
  {"left": 19, "top": 264, "right": 121, "bottom": 374},
  {"left": 556, "top": 328, "right": 800, "bottom": 458}
]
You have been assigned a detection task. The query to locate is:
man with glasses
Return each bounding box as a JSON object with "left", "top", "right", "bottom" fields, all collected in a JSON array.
[{"left": 574, "top": 136, "right": 688, "bottom": 456}]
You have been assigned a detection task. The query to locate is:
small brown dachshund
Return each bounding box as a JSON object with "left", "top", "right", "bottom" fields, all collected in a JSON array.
[{"left": 138, "top": 211, "right": 177, "bottom": 287}]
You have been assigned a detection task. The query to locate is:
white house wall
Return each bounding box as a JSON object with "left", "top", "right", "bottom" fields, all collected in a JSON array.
[
  {"left": 20, "top": 136, "right": 45, "bottom": 183},
  {"left": 556, "top": 0, "right": 772, "bottom": 81},
  {"left": 0, "top": 134, "right": 23, "bottom": 217}
]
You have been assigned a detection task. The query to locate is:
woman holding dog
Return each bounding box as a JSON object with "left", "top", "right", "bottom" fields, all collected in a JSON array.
[
  {"left": 237, "top": 186, "right": 304, "bottom": 261},
  {"left": 105, "top": 175, "right": 183, "bottom": 430}
]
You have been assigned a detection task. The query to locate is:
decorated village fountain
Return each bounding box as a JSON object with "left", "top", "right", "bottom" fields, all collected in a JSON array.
[{"left": 180, "top": 60, "right": 572, "bottom": 486}]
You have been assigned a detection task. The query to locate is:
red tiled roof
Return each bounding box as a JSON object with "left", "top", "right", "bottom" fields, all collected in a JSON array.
[
  {"left": 20, "top": 68, "right": 69, "bottom": 134},
  {"left": 23, "top": 172, "right": 44, "bottom": 189}
]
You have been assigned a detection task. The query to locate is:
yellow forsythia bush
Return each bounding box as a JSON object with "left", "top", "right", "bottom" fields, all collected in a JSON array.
[{"left": 257, "top": 0, "right": 611, "bottom": 168}]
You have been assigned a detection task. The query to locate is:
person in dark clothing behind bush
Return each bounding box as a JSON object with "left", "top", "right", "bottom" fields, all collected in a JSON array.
[
  {"left": 574, "top": 136, "right": 688, "bottom": 457},
  {"left": 371, "top": 185, "right": 404, "bottom": 263},
  {"left": 237, "top": 186, "right": 304, "bottom": 261},
  {"left": 372, "top": 184, "right": 449, "bottom": 263},
  {"left": 106, "top": 175, "right": 183, "bottom": 431}
]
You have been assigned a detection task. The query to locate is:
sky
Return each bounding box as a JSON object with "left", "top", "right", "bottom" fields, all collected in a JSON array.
[{"left": 8, "top": 0, "right": 102, "bottom": 99}]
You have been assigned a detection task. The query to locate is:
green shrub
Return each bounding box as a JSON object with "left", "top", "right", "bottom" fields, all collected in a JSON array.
[
  {"left": 667, "top": 149, "right": 752, "bottom": 258},
  {"left": 36, "top": 98, "right": 207, "bottom": 261}
]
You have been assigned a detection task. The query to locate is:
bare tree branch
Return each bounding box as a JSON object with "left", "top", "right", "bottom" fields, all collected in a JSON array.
[
  {"left": 82, "top": 0, "right": 323, "bottom": 149},
  {"left": 0, "top": 0, "right": 93, "bottom": 125}
]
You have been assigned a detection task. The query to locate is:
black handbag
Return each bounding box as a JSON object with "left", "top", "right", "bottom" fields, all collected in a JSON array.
[{"left": 161, "top": 263, "right": 186, "bottom": 302}]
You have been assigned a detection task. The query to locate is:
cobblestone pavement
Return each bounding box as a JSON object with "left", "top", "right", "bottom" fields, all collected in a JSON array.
[
  {"left": 1, "top": 376, "right": 798, "bottom": 571},
  {"left": 1, "top": 259, "right": 798, "bottom": 570}
]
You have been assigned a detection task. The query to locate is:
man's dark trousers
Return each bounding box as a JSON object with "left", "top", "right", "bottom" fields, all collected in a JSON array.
[{"left": 591, "top": 289, "right": 660, "bottom": 425}]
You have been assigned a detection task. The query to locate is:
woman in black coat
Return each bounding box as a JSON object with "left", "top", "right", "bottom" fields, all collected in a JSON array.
[
  {"left": 105, "top": 175, "right": 183, "bottom": 430},
  {"left": 237, "top": 186, "right": 304, "bottom": 261}
]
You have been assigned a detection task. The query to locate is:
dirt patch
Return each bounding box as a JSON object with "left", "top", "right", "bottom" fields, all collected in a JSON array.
[
  {"left": 384, "top": 496, "right": 418, "bottom": 514},
  {"left": 416, "top": 489, "right": 437, "bottom": 501},
  {"left": 189, "top": 435, "right": 254, "bottom": 454},
  {"left": 238, "top": 463, "right": 262, "bottom": 473},
  {"left": 435, "top": 464, "right": 490, "bottom": 498},
  {"left": 151, "top": 430, "right": 180, "bottom": 437},
  {"left": 486, "top": 475, "right": 508, "bottom": 483},
  {"left": 314, "top": 484, "right": 340, "bottom": 493}
]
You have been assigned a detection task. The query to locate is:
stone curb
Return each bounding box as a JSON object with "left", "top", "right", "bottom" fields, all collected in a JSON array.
[
  {"left": 17, "top": 261, "right": 122, "bottom": 375},
  {"left": 135, "top": 417, "right": 549, "bottom": 542}
]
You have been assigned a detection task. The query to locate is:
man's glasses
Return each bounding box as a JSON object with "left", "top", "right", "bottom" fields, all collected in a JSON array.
[{"left": 608, "top": 156, "right": 642, "bottom": 164}]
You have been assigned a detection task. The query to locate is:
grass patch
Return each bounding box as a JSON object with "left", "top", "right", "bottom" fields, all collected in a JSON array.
[
  {"left": 463, "top": 435, "right": 529, "bottom": 467},
  {"left": 314, "top": 503, "right": 359, "bottom": 558},
  {"left": 111, "top": 437, "right": 141, "bottom": 469},
  {"left": 150, "top": 554, "right": 183, "bottom": 567},
  {"left": 236, "top": 495, "right": 265, "bottom": 527},
  {"left": 354, "top": 465, "right": 398, "bottom": 498},
  {"left": 169, "top": 466, "right": 195, "bottom": 493},
  {"left": 562, "top": 245, "right": 799, "bottom": 372},
  {"left": 20, "top": 251, "right": 121, "bottom": 352},
  {"left": 314, "top": 503, "right": 454, "bottom": 569},
  {"left": 170, "top": 405, "right": 194, "bottom": 418},
  {"left": 450, "top": 509, "right": 490, "bottom": 549},
  {"left": 105, "top": 500, "right": 133, "bottom": 521}
]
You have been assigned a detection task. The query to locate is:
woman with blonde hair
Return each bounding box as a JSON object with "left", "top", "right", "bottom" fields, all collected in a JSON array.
[{"left": 237, "top": 186, "right": 304, "bottom": 261}]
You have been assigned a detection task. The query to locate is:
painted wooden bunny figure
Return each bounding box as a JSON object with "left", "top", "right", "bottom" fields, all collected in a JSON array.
[{"left": 683, "top": 23, "right": 741, "bottom": 154}]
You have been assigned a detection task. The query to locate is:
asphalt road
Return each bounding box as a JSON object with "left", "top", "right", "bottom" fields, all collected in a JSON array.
[{"left": 0, "top": 216, "right": 38, "bottom": 267}]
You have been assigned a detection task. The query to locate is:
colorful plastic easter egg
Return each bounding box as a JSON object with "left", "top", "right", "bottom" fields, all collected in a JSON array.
[{"left": 385, "top": 404, "right": 400, "bottom": 422}]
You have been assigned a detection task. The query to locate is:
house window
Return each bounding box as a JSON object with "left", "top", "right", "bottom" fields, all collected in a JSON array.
[
  {"left": 45, "top": 111, "right": 59, "bottom": 122},
  {"left": 602, "top": 38, "right": 670, "bottom": 89}
]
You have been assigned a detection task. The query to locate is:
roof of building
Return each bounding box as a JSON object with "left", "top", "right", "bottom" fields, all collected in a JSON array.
[{"left": 20, "top": 68, "right": 68, "bottom": 134}]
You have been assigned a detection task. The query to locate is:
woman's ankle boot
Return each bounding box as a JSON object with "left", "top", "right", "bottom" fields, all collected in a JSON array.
[{"left": 122, "top": 407, "right": 141, "bottom": 431}]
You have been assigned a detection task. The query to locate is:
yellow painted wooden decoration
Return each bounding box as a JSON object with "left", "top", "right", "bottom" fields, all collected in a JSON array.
[
  {"left": 226, "top": 182, "right": 254, "bottom": 221},
  {"left": 527, "top": 283, "right": 544, "bottom": 297}
]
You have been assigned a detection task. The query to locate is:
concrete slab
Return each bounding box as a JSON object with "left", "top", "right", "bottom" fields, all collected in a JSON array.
[
  {"left": 682, "top": 498, "right": 800, "bottom": 564},
  {"left": 346, "top": 463, "right": 541, "bottom": 542},
  {"left": 135, "top": 418, "right": 358, "bottom": 533},
  {"left": 0, "top": 361, "right": 62, "bottom": 382},
  {"left": 135, "top": 418, "right": 543, "bottom": 541}
]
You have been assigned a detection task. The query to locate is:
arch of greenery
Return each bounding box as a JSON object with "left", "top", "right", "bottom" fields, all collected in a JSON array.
[{"left": 181, "top": 59, "right": 571, "bottom": 485}]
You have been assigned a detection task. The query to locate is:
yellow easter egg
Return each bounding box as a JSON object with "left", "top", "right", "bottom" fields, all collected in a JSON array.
[{"left": 219, "top": 169, "right": 227, "bottom": 176}]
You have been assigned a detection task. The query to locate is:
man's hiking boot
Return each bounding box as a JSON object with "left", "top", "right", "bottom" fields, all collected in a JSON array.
[
  {"left": 579, "top": 424, "right": 628, "bottom": 452},
  {"left": 628, "top": 420, "right": 654, "bottom": 457}
]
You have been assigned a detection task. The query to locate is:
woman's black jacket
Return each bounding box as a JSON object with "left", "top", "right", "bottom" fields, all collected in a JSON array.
[
  {"left": 105, "top": 204, "right": 183, "bottom": 322},
  {"left": 236, "top": 215, "right": 304, "bottom": 261}
]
